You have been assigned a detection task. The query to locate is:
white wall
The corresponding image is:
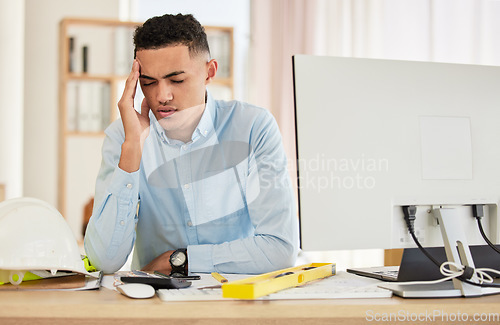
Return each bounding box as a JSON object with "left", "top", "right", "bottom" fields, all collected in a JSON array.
[
  {"left": 23, "top": 0, "right": 121, "bottom": 211},
  {"left": 136, "top": 0, "right": 251, "bottom": 101},
  {"left": 0, "top": 0, "right": 25, "bottom": 200}
]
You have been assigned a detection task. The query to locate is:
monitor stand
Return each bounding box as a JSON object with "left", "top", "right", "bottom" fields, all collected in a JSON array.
[{"left": 380, "top": 206, "right": 500, "bottom": 298}]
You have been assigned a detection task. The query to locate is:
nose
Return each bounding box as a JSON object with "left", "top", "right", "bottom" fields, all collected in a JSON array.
[{"left": 157, "top": 80, "right": 173, "bottom": 105}]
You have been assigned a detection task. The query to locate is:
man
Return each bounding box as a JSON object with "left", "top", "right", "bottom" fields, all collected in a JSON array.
[{"left": 84, "top": 13, "right": 298, "bottom": 275}]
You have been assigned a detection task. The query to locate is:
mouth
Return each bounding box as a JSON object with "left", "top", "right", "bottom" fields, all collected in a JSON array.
[{"left": 157, "top": 106, "right": 177, "bottom": 119}]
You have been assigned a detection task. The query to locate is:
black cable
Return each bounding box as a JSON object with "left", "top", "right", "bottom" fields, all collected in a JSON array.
[
  {"left": 402, "top": 205, "right": 500, "bottom": 289},
  {"left": 477, "top": 218, "right": 500, "bottom": 255},
  {"left": 409, "top": 224, "right": 442, "bottom": 268},
  {"left": 402, "top": 206, "right": 441, "bottom": 268},
  {"left": 472, "top": 204, "right": 500, "bottom": 255}
]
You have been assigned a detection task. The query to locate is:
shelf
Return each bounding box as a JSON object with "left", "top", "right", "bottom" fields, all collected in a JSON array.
[
  {"left": 65, "top": 73, "right": 128, "bottom": 81},
  {"left": 65, "top": 131, "right": 106, "bottom": 137}
]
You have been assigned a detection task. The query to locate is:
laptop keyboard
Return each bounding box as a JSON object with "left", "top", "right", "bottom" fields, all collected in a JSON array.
[{"left": 373, "top": 269, "right": 399, "bottom": 279}]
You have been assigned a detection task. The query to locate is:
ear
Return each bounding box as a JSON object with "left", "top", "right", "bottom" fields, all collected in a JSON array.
[{"left": 205, "top": 59, "right": 218, "bottom": 84}]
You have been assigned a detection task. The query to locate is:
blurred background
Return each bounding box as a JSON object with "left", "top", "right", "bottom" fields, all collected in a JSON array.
[{"left": 1, "top": 0, "right": 500, "bottom": 267}]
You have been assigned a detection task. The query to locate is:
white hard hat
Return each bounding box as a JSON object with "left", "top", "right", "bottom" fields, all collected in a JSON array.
[{"left": 0, "top": 197, "right": 91, "bottom": 285}]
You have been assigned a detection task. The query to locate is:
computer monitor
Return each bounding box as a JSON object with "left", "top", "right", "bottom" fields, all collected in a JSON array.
[{"left": 292, "top": 55, "right": 500, "bottom": 256}]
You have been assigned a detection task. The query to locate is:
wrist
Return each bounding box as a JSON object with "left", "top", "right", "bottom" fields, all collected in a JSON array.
[{"left": 118, "top": 140, "right": 143, "bottom": 173}]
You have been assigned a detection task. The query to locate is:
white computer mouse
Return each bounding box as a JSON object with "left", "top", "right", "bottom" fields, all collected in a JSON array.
[{"left": 116, "top": 283, "right": 155, "bottom": 299}]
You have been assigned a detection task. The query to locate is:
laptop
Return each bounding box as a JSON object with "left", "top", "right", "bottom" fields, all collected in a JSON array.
[{"left": 347, "top": 245, "right": 500, "bottom": 282}]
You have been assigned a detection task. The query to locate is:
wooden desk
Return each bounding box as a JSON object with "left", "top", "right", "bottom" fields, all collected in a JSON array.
[{"left": 0, "top": 287, "right": 499, "bottom": 324}]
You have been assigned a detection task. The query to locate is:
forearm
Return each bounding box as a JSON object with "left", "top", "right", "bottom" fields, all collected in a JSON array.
[
  {"left": 188, "top": 231, "right": 298, "bottom": 274},
  {"left": 192, "top": 173, "right": 298, "bottom": 274},
  {"left": 84, "top": 134, "right": 141, "bottom": 274},
  {"left": 84, "top": 168, "right": 140, "bottom": 273},
  {"left": 118, "top": 140, "right": 143, "bottom": 173}
]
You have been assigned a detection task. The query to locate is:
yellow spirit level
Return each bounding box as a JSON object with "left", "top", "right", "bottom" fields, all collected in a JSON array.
[{"left": 222, "top": 263, "right": 336, "bottom": 299}]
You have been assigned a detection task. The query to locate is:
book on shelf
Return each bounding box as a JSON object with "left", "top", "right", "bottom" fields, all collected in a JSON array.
[
  {"left": 207, "top": 31, "right": 231, "bottom": 79},
  {"left": 67, "top": 81, "right": 110, "bottom": 133},
  {"left": 114, "top": 27, "right": 135, "bottom": 76}
]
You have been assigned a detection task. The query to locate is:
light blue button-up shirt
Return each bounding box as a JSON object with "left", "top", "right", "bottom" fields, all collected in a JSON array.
[{"left": 84, "top": 92, "right": 299, "bottom": 274}]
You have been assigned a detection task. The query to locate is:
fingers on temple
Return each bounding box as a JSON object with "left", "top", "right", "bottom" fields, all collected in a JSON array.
[{"left": 122, "top": 60, "right": 140, "bottom": 101}]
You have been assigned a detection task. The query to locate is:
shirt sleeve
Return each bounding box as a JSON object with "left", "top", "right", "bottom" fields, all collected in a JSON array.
[
  {"left": 187, "top": 110, "right": 299, "bottom": 274},
  {"left": 83, "top": 121, "right": 140, "bottom": 274}
]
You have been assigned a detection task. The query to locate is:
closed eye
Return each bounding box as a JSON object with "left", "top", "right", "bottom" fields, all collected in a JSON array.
[{"left": 140, "top": 76, "right": 156, "bottom": 87}]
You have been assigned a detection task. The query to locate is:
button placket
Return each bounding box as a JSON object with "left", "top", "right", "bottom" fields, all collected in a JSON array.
[{"left": 179, "top": 144, "right": 197, "bottom": 241}]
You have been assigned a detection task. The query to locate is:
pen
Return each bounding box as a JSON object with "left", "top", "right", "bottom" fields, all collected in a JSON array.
[{"left": 211, "top": 272, "right": 228, "bottom": 283}]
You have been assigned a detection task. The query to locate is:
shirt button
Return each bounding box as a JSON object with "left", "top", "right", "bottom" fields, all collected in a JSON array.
[
  {"left": 126, "top": 183, "right": 133, "bottom": 189},
  {"left": 120, "top": 220, "right": 125, "bottom": 226},
  {"left": 204, "top": 130, "right": 208, "bottom": 135},
  {"left": 183, "top": 184, "right": 190, "bottom": 189},
  {"left": 181, "top": 145, "right": 187, "bottom": 150},
  {"left": 187, "top": 221, "right": 193, "bottom": 227}
]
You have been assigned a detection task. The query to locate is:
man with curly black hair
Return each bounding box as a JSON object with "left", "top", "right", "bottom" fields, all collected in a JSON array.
[{"left": 84, "top": 13, "right": 299, "bottom": 276}]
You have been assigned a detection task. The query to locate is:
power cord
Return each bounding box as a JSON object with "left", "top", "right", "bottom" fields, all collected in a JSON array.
[
  {"left": 472, "top": 204, "right": 500, "bottom": 255},
  {"left": 395, "top": 260, "right": 500, "bottom": 287},
  {"left": 402, "top": 205, "right": 440, "bottom": 267},
  {"left": 401, "top": 205, "right": 500, "bottom": 289}
]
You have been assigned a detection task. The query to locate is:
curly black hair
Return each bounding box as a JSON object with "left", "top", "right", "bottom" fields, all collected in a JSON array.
[{"left": 133, "top": 13, "right": 210, "bottom": 58}]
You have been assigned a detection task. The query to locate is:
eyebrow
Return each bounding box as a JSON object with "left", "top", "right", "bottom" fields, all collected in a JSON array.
[{"left": 139, "top": 71, "right": 185, "bottom": 80}]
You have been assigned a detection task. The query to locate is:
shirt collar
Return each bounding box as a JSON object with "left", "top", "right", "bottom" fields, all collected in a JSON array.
[
  {"left": 195, "top": 90, "right": 215, "bottom": 140},
  {"left": 150, "top": 90, "right": 216, "bottom": 145}
]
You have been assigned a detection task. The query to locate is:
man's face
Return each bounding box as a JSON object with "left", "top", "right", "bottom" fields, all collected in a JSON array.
[{"left": 136, "top": 45, "right": 215, "bottom": 136}]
